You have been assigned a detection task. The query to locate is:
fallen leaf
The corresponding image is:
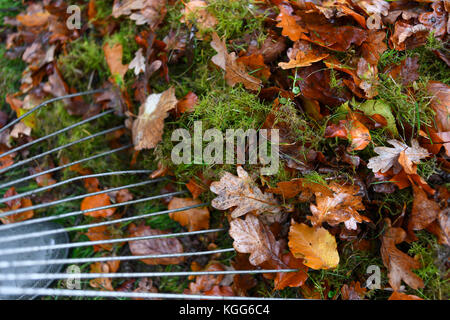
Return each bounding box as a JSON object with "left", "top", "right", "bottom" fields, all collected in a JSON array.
[
  {"left": 112, "top": 0, "right": 166, "bottom": 28},
  {"left": 167, "top": 197, "right": 210, "bottom": 232},
  {"left": 309, "top": 182, "right": 370, "bottom": 230},
  {"left": 210, "top": 33, "right": 262, "bottom": 91},
  {"left": 275, "top": 3, "right": 307, "bottom": 41},
  {"left": 85, "top": 225, "right": 123, "bottom": 252},
  {"left": 210, "top": 166, "right": 281, "bottom": 218},
  {"left": 131, "top": 87, "right": 178, "bottom": 150},
  {"left": 81, "top": 193, "right": 116, "bottom": 218},
  {"left": 273, "top": 252, "right": 308, "bottom": 291},
  {"left": 278, "top": 40, "right": 329, "bottom": 69},
  {"left": 29, "top": 167, "right": 57, "bottom": 187},
  {"left": 229, "top": 213, "right": 283, "bottom": 266},
  {"left": 388, "top": 291, "right": 423, "bottom": 300},
  {"left": 89, "top": 260, "right": 120, "bottom": 291},
  {"left": 186, "top": 262, "right": 228, "bottom": 294},
  {"left": 182, "top": 0, "right": 218, "bottom": 32},
  {"left": 408, "top": 183, "right": 441, "bottom": 232},
  {"left": 341, "top": 281, "right": 367, "bottom": 300},
  {"left": 128, "top": 224, "right": 184, "bottom": 265},
  {"left": 0, "top": 188, "right": 34, "bottom": 225},
  {"left": 267, "top": 178, "right": 332, "bottom": 199},
  {"left": 176, "top": 91, "right": 198, "bottom": 115},
  {"left": 381, "top": 220, "right": 424, "bottom": 291},
  {"left": 129, "top": 48, "right": 146, "bottom": 75},
  {"left": 367, "top": 139, "right": 429, "bottom": 174},
  {"left": 288, "top": 221, "right": 339, "bottom": 270},
  {"left": 427, "top": 81, "right": 450, "bottom": 132},
  {"left": 103, "top": 42, "right": 129, "bottom": 83}
]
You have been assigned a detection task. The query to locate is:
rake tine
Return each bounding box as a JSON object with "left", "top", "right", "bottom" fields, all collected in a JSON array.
[
  {"left": 0, "top": 125, "right": 125, "bottom": 175},
  {"left": 0, "top": 248, "right": 235, "bottom": 268},
  {"left": 0, "top": 144, "right": 131, "bottom": 190},
  {"left": 0, "top": 89, "right": 107, "bottom": 135},
  {"left": 0, "top": 203, "right": 208, "bottom": 243},
  {"left": 0, "top": 269, "right": 299, "bottom": 281},
  {"left": 0, "top": 189, "right": 186, "bottom": 221},
  {"left": 0, "top": 287, "right": 305, "bottom": 300},
  {"left": 0, "top": 109, "right": 115, "bottom": 161},
  {"left": 0, "top": 228, "right": 225, "bottom": 256},
  {"left": 0, "top": 170, "right": 155, "bottom": 204}
]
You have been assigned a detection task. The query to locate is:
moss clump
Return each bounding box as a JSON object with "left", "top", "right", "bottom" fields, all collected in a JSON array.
[
  {"left": 408, "top": 231, "right": 450, "bottom": 300},
  {"left": 58, "top": 37, "right": 109, "bottom": 91}
]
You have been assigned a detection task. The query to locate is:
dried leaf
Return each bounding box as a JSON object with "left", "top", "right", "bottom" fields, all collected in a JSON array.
[
  {"left": 89, "top": 260, "right": 120, "bottom": 291},
  {"left": 167, "top": 197, "right": 210, "bottom": 232},
  {"left": 288, "top": 221, "right": 339, "bottom": 270},
  {"left": 210, "top": 33, "right": 262, "bottom": 91},
  {"left": 103, "top": 42, "right": 129, "bottom": 83},
  {"left": 229, "top": 214, "right": 282, "bottom": 266},
  {"left": 275, "top": 3, "right": 307, "bottom": 41},
  {"left": 278, "top": 40, "right": 329, "bottom": 69},
  {"left": 128, "top": 224, "right": 184, "bottom": 265},
  {"left": 367, "top": 139, "right": 429, "bottom": 174},
  {"left": 210, "top": 166, "right": 281, "bottom": 218},
  {"left": 427, "top": 81, "right": 450, "bottom": 132},
  {"left": 131, "top": 87, "right": 178, "bottom": 150},
  {"left": 388, "top": 291, "right": 423, "bottom": 300},
  {"left": 381, "top": 220, "right": 424, "bottom": 291},
  {"left": 408, "top": 183, "right": 441, "bottom": 231},
  {"left": 0, "top": 187, "right": 34, "bottom": 224},
  {"left": 129, "top": 48, "right": 146, "bottom": 75}
]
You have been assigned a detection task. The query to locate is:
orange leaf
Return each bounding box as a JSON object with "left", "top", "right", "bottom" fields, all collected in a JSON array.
[
  {"left": 167, "top": 197, "right": 210, "bottom": 232},
  {"left": 288, "top": 220, "right": 339, "bottom": 270},
  {"left": 103, "top": 42, "right": 129, "bottom": 83},
  {"left": 81, "top": 193, "right": 116, "bottom": 218}
]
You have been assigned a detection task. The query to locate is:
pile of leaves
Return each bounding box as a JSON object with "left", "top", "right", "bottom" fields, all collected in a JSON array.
[{"left": 0, "top": 0, "right": 449, "bottom": 300}]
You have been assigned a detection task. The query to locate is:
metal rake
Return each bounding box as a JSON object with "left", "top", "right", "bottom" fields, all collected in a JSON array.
[{"left": 0, "top": 90, "right": 299, "bottom": 300}]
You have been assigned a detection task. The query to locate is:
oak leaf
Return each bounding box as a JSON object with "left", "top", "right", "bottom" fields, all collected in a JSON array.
[
  {"left": 129, "top": 48, "right": 146, "bottom": 75},
  {"left": 288, "top": 221, "right": 339, "bottom": 270},
  {"left": 309, "top": 182, "right": 370, "bottom": 230},
  {"left": 278, "top": 40, "right": 329, "bottom": 69},
  {"left": 367, "top": 139, "right": 429, "bottom": 174},
  {"left": 210, "top": 166, "right": 281, "bottom": 218},
  {"left": 408, "top": 183, "right": 441, "bottom": 233},
  {"left": 275, "top": 3, "right": 307, "bottom": 41},
  {"left": 128, "top": 224, "right": 184, "bottom": 265},
  {"left": 167, "top": 197, "right": 210, "bottom": 232},
  {"left": 388, "top": 291, "right": 423, "bottom": 300},
  {"left": 427, "top": 81, "right": 450, "bottom": 132},
  {"left": 131, "top": 87, "right": 178, "bottom": 150},
  {"left": 267, "top": 178, "right": 332, "bottom": 199},
  {"left": 229, "top": 213, "right": 282, "bottom": 266},
  {"left": 380, "top": 220, "right": 424, "bottom": 291},
  {"left": 182, "top": 0, "right": 218, "bottom": 32}
]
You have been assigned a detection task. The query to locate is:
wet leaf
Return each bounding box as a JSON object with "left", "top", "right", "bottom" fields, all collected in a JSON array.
[
  {"left": 210, "top": 166, "right": 281, "bottom": 218},
  {"left": 131, "top": 87, "right": 178, "bottom": 150},
  {"left": 81, "top": 193, "right": 116, "bottom": 218},
  {"left": 229, "top": 213, "right": 282, "bottom": 266},
  {"left": 288, "top": 221, "right": 339, "bottom": 270},
  {"left": 381, "top": 220, "right": 424, "bottom": 291},
  {"left": 167, "top": 197, "right": 210, "bottom": 232},
  {"left": 128, "top": 224, "right": 184, "bottom": 265}
]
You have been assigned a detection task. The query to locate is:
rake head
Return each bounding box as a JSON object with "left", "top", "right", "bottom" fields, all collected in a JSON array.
[{"left": 0, "top": 91, "right": 299, "bottom": 300}]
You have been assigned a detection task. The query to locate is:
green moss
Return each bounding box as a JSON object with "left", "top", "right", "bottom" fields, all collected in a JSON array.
[
  {"left": 208, "top": 0, "right": 266, "bottom": 40},
  {"left": 0, "top": 45, "right": 25, "bottom": 112},
  {"left": 58, "top": 37, "right": 109, "bottom": 91},
  {"left": 408, "top": 231, "right": 450, "bottom": 300}
]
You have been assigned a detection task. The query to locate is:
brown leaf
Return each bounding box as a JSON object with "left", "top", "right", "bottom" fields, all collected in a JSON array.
[
  {"left": 131, "top": 87, "right": 178, "bottom": 150},
  {"left": 367, "top": 139, "right": 429, "bottom": 174},
  {"left": 418, "top": 1, "right": 447, "bottom": 37},
  {"left": 381, "top": 220, "right": 424, "bottom": 291},
  {"left": 388, "top": 291, "right": 423, "bottom": 300},
  {"left": 30, "top": 167, "right": 56, "bottom": 187},
  {"left": 388, "top": 57, "right": 420, "bottom": 86},
  {"left": 267, "top": 178, "right": 332, "bottom": 199},
  {"left": 128, "top": 224, "right": 184, "bottom": 265},
  {"left": 236, "top": 54, "right": 271, "bottom": 79},
  {"left": 103, "top": 42, "right": 129, "bottom": 83},
  {"left": 182, "top": 0, "right": 218, "bottom": 32},
  {"left": 0, "top": 187, "right": 34, "bottom": 224},
  {"left": 275, "top": 3, "right": 307, "bottom": 41},
  {"left": 341, "top": 281, "right": 367, "bottom": 300},
  {"left": 89, "top": 260, "right": 120, "bottom": 291},
  {"left": 278, "top": 40, "right": 328, "bottom": 69},
  {"left": 112, "top": 0, "right": 166, "bottom": 28},
  {"left": 186, "top": 262, "right": 228, "bottom": 294},
  {"left": 210, "top": 166, "right": 281, "bottom": 218},
  {"left": 167, "top": 197, "right": 210, "bottom": 232},
  {"left": 229, "top": 213, "right": 282, "bottom": 266},
  {"left": 325, "top": 117, "right": 371, "bottom": 152},
  {"left": 186, "top": 176, "right": 207, "bottom": 199},
  {"left": 288, "top": 220, "right": 339, "bottom": 270},
  {"left": 176, "top": 91, "right": 198, "bottom": 115},
  {"left": 85, "top": 225, "right": 123, "bottom": 252},
  {"left": 361, "top": 30, "right": 387, "bottom": 66},
  {"left": 273, "top": 252, "right": 308, "bottom": 291},
  {"left": 408, "top": 183, "right": 441, "bottom": 232},
  {"left": 427, "top": 81, "right": 450, "bottom": 132},
  {"left": 309, "top": 182, "right": 370, "bottom": 230},
  {"left": 210, "top": 33, "right": 262, "bottom": 91},
  {"left": 390, "top": 21, "right": 428, "bottom": 51}
]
